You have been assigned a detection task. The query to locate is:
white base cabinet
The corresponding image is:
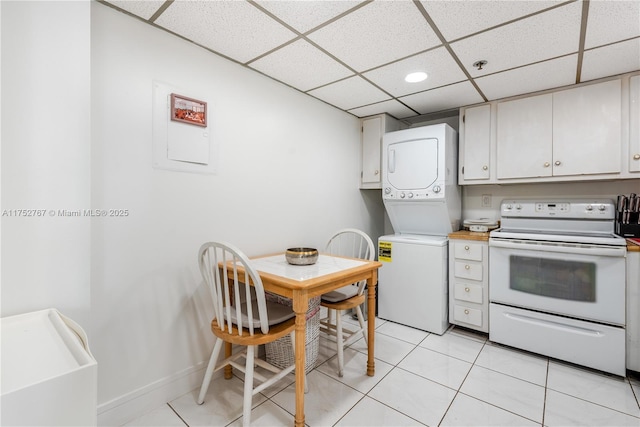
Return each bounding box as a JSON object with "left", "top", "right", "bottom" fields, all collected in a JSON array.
[
  {"left": 448, "top": 238, "right": 489, "bottom": 332},
  {"left": 627, "top": 248, "right": 640, "bottom": 372}
]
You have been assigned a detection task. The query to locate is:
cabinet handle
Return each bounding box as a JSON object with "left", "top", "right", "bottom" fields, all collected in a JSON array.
[
  {"left": 544, "top": 162, "right": 550, "bottom": 167},
  {"left": 555, "top": 160, "right": 562, "bottom": 166},
  {"left": 464, "top": 309, "right": 470, "bottom": 315},
  {"left": 482, "top": 165, "right": 488, "bottom": 171},
  {"left": 375, "top": 170, "right": 379, "bottom": 175},
  {"left": 464, "top": 245, "right": 470, "bottom": 250},
  {"left": 634, "top": 154, "right": 640, "bottom": 160},
  {"left": 465, "top": 265, "right": 470, "bottom": 270},
  {"left": 465, "top": 287, "right": 470, "bottom": 292}
]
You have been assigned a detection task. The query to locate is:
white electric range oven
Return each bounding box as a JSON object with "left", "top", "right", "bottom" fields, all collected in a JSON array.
[{"left": 489, "top": 199, "right": 627, "bottom": 376}]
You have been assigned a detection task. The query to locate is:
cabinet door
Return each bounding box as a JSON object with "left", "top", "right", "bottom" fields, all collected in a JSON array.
[
  {"left": 361, "top": 117, "right": 382, "bottom": 187},
  {"left": 461, "top": 105, "right": 491, "bottom": 181},
  {"left": 553, "top": 80, "right": 622, "bottom": 176},
  {"left": 630, "top": 75, "right": 640, "bottom": 173},
  {"left": 496, "top": 94, "right": 553, "bottom": 179}
]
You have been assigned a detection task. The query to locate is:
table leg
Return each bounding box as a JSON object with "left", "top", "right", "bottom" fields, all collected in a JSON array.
[
  {"left": 367, "top": 271, "right": 377, "bottom": 376},
  {"left": 292, "top": 292, "right": 309, "bottom": 427}
]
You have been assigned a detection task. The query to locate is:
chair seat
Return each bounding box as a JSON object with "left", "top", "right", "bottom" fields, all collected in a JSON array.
[
  {"left": 231, "top": 299, "right": 295, "bottom": 328},
  {"left": 321, "top": 293, "right": 365, "bottom": 311},
  {"left": 321, "top": 284, "right": 359, "bottom": 303},
  {"left": 211, "top": 316, "right": 296, "bottom": 346}
]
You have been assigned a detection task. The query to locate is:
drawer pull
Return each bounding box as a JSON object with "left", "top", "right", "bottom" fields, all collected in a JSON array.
[
  {"left": 465, "top": 287, "right": 470, "bottom": 292},
  {"left": 464, "top": 309, "right": 470, "bottom": 315},
  {"left": 465, "top": 265, "right": 470, "bottom": 270},
  {"left": 464, "top": 245, "right": 470, "bottom": 250}
]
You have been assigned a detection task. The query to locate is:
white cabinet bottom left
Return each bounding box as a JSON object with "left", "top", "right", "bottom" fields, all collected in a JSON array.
[{"left": 1, "top": 309, "right": 97, "bottom": 426}]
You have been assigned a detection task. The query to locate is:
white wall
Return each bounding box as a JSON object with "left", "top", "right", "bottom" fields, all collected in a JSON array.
[
  {"left": 1, "top": 1, "right": 373, "bottom": 424},
  {"left": 90, "top": 3, "right": 369, "bottom": 423},
  {"left": 1, "top": 1, "right": 92, "bottom": 326}
]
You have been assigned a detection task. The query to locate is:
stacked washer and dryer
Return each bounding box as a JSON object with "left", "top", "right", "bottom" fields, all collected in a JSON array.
[{"left": 378, "top": 124, "right": 460, "bottom": 334}]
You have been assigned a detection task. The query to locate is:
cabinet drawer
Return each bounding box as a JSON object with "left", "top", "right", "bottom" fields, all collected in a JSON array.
[
  {"left": 454, "top": 242, "right": 483, "bottom": 261},
  {"left": 453, "top": 282, "right": 483, "bottom": 304},
  {"left": 454, "top": 261, "right": 483, "bottom": 281},
  {"left": 453, "top": 305, "right": 483, "bottom": 327}
]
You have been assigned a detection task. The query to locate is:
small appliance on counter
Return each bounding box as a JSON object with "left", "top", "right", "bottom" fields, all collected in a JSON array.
[
  {"left": 616, "top": 193, "right": 640, "bottom": 237},
  {"left": 462, "top": 218, "right": 499, "bottom": 233}
]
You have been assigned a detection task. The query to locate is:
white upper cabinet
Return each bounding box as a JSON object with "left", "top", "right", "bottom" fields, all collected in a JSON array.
[
  {"left": 497, "top": 94, "right": 553, "bottom": 179},
  {"left": 360, "top": 114, "right": 400, "bottom": 189},
  {"left": 552, "top": 79, "right": 621, "bottom": 176},
  {"left": 460, "top": 74, "right": 636, "bottom": 185},
  {"left": 630, "top": 75, "right": 640, "bottom": 173},
  {"left": 459, "top": 104, "right": 491, "bottom": 182}
]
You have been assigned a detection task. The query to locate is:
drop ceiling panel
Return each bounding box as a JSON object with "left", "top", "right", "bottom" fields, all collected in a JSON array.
[
  {"left": 451, "top": 1, "right": 582, "bottom": 78},
  {"left": 348, "top": 99, "right": 417, "bottom": 119},
  {"left": 100, "top": 0, "right": 640, "bottom": 121},
  {"left": 399, "top": 81, "right": 484, "bottom": 115},
  {"left": 254, "top": 0, "right": 364, "bottom": 34},
  {"left": 106, "top": 0, "right": 166, "bottom": 20},
  {"left": 307, "top": 1, "right": 441, "bottom": 72},
  {"left": 422, "top": 0, "right": 562, "bottom": 42},
  {"left": 307, "top": 76, "right": 390, "bottom": 110},
  {"left": 584, "top": 1, "right": 640, "bottom": 49},
  {"left": 581, "top": 38, "right": 640, "bottom": 82},
  {"left": 362, "top": 47, "right": 467, "bottom": 97},
  {"left": 249, "top": 39, "right": 354, "bottom": 92},
  {"left": 154, "top": 1, "right": 297, "bottom": 64},
  {"left": 475, "top": 55, "right": 577, "bottom": 100}
]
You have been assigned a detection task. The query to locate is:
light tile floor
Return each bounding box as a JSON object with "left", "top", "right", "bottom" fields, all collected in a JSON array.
[{"left": 124, "top": 315, "right": 640, "bottom": 426}]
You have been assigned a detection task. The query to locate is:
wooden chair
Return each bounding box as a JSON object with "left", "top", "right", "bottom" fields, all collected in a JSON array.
[
  {"left": 196, "top": 241, "right": 301, "bottom": 426},
  {"left": 319, "top": 229, "right": 375, "bottom": 377}
]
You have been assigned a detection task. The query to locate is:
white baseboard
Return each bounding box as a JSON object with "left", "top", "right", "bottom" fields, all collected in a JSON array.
[{"left": 96, "top": 361, "right": 218, "bottom": 426}]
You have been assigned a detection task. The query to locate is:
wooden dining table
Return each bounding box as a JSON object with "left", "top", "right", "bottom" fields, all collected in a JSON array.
[{"left": 231, "top": 252, "right": 382, "bottom": 427}]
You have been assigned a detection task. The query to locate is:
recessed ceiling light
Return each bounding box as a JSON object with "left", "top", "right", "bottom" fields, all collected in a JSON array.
[{"left": 405, "top": 72, "right": 428, "bottom": 83}]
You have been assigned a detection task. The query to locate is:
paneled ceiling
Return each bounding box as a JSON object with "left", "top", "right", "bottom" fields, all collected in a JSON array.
[{"left": 100, "top": 0, "right": 640, "bottom": 122}]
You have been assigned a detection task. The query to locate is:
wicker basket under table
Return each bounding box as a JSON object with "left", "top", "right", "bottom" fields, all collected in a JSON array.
[{"left": 265, "top": 294, "right": 321, "bottom": 374}]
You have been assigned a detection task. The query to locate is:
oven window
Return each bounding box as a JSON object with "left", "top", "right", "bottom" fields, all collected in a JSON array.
[{"left": 509, "top": 255, "right": 596, "bottom": 302}]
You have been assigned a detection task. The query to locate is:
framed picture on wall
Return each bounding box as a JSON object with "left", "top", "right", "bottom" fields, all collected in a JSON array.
[{"left": 170, "top": 93, "right": 207, "bottom": 127}]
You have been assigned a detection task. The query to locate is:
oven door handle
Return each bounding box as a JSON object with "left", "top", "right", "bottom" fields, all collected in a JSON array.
[
  {"left": 503, "top": 312, "right": 611, "bottom": 336},
  {"left": 489, "top": 238, "right": 626, "bottom": 257}
]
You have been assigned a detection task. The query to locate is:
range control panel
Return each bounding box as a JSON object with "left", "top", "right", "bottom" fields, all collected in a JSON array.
[{"left": 500, "top": 199, "right": 615, "bottom": 220}]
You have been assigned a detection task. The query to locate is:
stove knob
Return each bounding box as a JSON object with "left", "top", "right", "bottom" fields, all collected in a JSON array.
[
  {"left": 599, "top": 204, "right": 606, "bottom": 211},
  {"left": 433, "top": 185, "right": 441, "bottom": 193},
  {"left": 384, "top": 187, "right": 391, "bottom": 194},
  {"left": 400, "top": 192, "right": 406, "bottom": 199},
  {"left": 586, "top": 204, "right": 593, "bottom": 211},
  {"left": 505, "top": 204, "right": 512, "bottom": 210},
  {"left": 408, "top": 192, "right": 414, "bottom": 198},
  {"left": 516, "top": 204, "right": 522, "bottom": 210}
]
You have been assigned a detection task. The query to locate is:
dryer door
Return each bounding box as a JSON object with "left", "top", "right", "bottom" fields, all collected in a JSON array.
[{"left": 386, "top": 137, "right": 438, "bottom": 191}]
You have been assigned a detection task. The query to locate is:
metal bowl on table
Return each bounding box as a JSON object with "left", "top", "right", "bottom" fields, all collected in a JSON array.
[{"left": 285, "top": 247, "right": 318, "bottom": 265}]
